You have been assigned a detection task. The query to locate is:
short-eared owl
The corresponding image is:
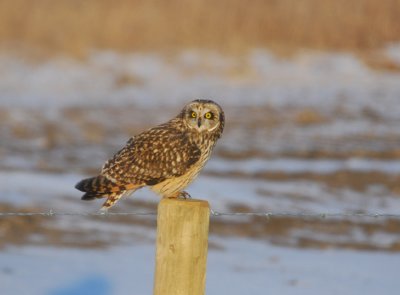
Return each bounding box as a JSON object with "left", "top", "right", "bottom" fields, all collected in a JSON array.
[{"left": 75, "top": 99, "right": 224, "bottom": 211}]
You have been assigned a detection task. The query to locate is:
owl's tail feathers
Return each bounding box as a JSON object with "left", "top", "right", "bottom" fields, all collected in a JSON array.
[
  {"left": 75, "top": 175, "right": 115, "bottom": 200},
  {"left": 75, "top": 175, "right": 141, "bottom": 209}
]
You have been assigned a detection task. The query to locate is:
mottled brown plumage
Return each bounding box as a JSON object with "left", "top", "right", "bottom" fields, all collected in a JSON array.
[{"left": 75, "top": 99, "right": 224, "bottom": 211}]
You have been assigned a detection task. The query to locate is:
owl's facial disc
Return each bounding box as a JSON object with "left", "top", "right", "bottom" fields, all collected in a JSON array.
[{"left": 185, "top": 102, "right": 221, "bottom": 132}]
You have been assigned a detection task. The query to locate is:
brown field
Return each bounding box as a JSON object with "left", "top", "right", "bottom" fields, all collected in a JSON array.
[{"left": 0, "top": 0, "right": 399, "bottom": 56}]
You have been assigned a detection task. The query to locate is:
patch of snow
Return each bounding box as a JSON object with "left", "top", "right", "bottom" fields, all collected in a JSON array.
[
  {"left": 207, "top": 157, "right": 400, "bottom": 174},
  {"left": 1, "top": 50, "right": 400, "bottom": 118},
  {"left": 1, "top": 239, "right": 399, "bottom": 295}
]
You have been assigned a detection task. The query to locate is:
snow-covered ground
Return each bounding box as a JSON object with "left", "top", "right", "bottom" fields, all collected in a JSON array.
[
  {"left": 1, "top": 47, "right": 400, "bottom": 294},
  {"left": 1, "top": 48, "right": 400, "bottom": 115},
  {"left": 2, "top": 240, "right": 399, "bottom": 295}
]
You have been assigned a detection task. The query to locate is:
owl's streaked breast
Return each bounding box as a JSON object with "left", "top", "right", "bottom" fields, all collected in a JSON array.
[{"left": 150, "top": 133, "right": 216, "bottom": 197}]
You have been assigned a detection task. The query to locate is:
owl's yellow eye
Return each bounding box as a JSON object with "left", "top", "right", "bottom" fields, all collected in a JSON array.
[
  {"left": 204, "top": 112, "right": 212, "bottom": 119},
  {"left": 191, "top": 111, "right": 197, "bottom": 118}
]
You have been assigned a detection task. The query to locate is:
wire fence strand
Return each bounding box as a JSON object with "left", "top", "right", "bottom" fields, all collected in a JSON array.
[{"left": 0, "top": 210, "right": 399, "bottom": 219}]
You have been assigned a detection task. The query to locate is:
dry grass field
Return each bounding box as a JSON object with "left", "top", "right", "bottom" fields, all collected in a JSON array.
[{"left": 0, "top": 0, "right": 399, "bottom": 56}]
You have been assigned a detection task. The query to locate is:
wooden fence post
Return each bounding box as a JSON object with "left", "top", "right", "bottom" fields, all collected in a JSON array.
[{"left": 153, "top": 198, "right": 210, "bottom": 295}]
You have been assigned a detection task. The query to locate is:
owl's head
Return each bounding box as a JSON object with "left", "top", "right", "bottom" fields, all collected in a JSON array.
[{"left": 180, "top": 99, "right": 225, "bottom": 134}]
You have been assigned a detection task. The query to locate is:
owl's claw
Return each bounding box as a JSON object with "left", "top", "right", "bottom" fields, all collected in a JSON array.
[{"left": 178, "top": 191, "right": 192, "bottom": 199}]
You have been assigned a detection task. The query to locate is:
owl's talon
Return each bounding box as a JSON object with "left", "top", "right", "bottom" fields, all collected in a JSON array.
[{"left": 178, "top": 191, "right": 192, "bottom": 199}]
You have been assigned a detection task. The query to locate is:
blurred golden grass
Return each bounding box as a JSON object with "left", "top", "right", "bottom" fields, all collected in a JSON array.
[{"left": 0, "top": 0, "right": 399, "bottom": 56}]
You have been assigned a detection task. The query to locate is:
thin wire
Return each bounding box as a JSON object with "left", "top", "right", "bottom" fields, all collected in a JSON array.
[
  {"left": 0, "top": 210, "right": 156, "bottom": 217},
  {"left": 0, "top": 210, "right": 399, "bottom": 219},
  {"left": 210, "top": 211, "right": 400, "bottom": 219}
]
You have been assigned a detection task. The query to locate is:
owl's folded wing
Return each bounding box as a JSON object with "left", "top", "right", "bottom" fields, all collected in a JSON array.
[{"left": 101, "top": 126, "right": 201, "bottom": 186}]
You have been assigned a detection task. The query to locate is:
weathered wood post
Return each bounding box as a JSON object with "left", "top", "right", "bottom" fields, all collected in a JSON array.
[{"left": 153, "top": 198, "right": 210, "bottom": 295}]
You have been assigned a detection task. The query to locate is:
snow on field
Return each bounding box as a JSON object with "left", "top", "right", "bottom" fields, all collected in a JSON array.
[
  {"left": 1, "top": 48, "right": 400, "bottom": 117},
  {"left": 1, "top": 239, "right": 399, "bottom": 295},
  {"left": 208, "top": 157, "right": 400, "bottom": 175},
  {"left": 1, "top": 167, "right": 399, "bottom": 215}
]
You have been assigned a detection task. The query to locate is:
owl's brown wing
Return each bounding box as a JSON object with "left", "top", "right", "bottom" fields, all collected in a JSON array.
[{"left": 101, "top": 125, "right": 201, "bottom": 186}]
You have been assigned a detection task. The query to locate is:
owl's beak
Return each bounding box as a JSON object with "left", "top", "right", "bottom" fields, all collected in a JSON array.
[{"left": 197, "top": 118, "right": 202, "bottom": 128}]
